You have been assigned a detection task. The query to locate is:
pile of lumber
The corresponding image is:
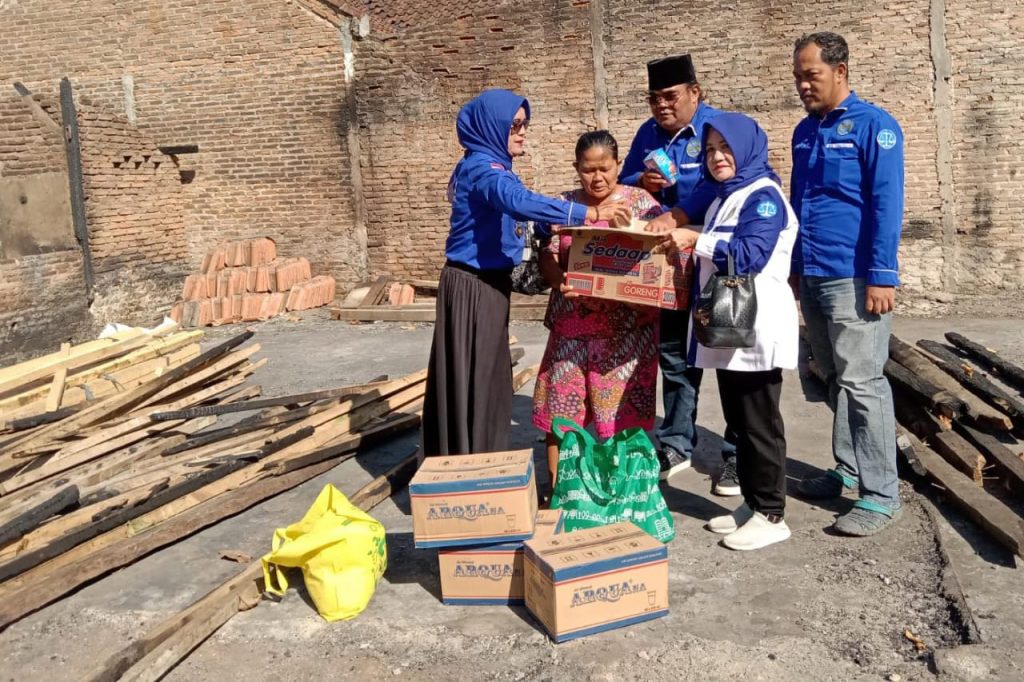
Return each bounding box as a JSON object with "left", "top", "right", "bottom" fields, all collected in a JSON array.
[
  {"left": 76, "top": 352, "right": 540, "bottom": 682},
  {"left": 804, "top": 329, "right": 1024, "bottom": 558},
  {"left": 330, "top": 275, "right": 547, "bottom": 322},
  {"left": 0, "top": 328, "right": 430, "bottom": 631},
  {"left": 170, "top": 237, "right": 336, "bottom": 327}
]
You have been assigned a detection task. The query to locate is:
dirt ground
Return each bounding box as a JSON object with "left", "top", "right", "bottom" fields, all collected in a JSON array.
[{"left": 1, "top": 310, "right": 1022, "bottom": 681}]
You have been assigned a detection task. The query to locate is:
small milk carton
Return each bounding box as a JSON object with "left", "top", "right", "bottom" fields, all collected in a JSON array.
[
  {"left": 438, "top": 509, "right": 565, "bottom": 605},
  {"left": 523, "top": 521, "right": 669, "bottom": 642},
  {"left": 564, "top": 222, "right": 693, "bottom": 310},
  {"left": 643, "top": 148, "right": 679, "bottom": 185},
  {"left": 410, "top": 450, "right": 537, "bottom": 549}
]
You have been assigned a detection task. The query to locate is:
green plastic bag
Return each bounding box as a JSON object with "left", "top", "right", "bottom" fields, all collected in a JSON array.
[{"left": 549, "top": 418, "right": 675, "bottom": 543}]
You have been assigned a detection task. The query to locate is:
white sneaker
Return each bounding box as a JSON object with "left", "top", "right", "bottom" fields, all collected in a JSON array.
[
  {"left": 722, "top": 512, "right": 791, "bottom": 551},
  {"left": 707, "top": 503, "right": 754, "bottom": 534}
]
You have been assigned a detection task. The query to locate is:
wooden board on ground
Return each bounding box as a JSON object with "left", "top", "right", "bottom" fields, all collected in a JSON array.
[
  {"left": 901, "top": 429, "right": 1024, "bottom": 559},
  {"left": 329, "top": 303, "right": 547, "bottom": 323},
  {"left": 359, "top": 275, "right": 390, "bottom": 307},
  {"left": 78, "top": 448, "right": 421, "bottom": 682}
]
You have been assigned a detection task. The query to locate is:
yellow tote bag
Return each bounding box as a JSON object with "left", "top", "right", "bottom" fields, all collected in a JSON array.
[{"left": 261, "top": 484, "right": 387, "bottom": 621}]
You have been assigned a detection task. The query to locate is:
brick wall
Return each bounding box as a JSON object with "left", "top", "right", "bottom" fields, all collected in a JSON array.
[
  {"left": 355, "top": 1, "right": 595, "bottom": 280},
  {"left": 0, "top": 0, "right": 366, "bottom": 294},
  {"left": 76, "top": 105, "right": 192, "bottom": 326},
  {"left": 946, "top": 0, "right": 1024, "bottom": 291},
  {"left": 354, "top": 0, "right": 1024, "bottom": 295},
  {"left": 0, "top": 252, "right": 93, "bottom": 363},
  {"left": 0, "top": 91, "right": 92, "bottom": 362}
]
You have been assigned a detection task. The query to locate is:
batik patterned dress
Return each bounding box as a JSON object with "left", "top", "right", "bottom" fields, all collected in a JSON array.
[{"left": 532, "top": 185, "right": 664, "bottom": 438}]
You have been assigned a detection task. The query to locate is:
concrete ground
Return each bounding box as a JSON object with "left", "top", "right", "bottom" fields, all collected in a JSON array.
[{"left": 1, "top": 312, "right": 1022, "bottom": 681}]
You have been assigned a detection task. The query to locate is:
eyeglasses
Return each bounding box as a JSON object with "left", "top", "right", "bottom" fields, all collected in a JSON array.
[
  {"left": 510, "top": 118, "right": 529, "bottom": 134},
  {"left": 647, "top": 88, "right": 685, "bottom": 106}
]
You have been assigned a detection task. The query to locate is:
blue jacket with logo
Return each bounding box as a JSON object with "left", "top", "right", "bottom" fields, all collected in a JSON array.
[
  {"left": 620, "top": 102, "right": 721, "bottom": 220},
  {"left": 446, "top": 89, "right": 589, "bottom": 271},
  {"left": 789, "top": 92, "right": 904, "bottom": 286}
]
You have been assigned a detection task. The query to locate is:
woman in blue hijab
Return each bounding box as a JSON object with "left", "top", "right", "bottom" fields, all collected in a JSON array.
[
  {"left": 658, "top": 112, "right": 799, "bottom": 551},
  {"left": 423, "top": 89, "right": 631, "bottom": 457}
]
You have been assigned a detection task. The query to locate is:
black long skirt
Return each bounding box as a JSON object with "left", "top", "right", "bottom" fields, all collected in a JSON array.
[{"left": 422, "top": 262, "right": 513, "bottom": 456}]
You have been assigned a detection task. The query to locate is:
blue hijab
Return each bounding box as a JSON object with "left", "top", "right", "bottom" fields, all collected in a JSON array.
[
  {"left": 698, "top": 112, "right": 780, "bottom": 198},
  {"left": 455, "top": 88, "right": 530, "bottom": 169}
]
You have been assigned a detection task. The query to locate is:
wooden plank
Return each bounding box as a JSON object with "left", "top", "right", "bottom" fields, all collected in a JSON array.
[
  {"left": 892, "top": 389, "right": 984, "bottom": 483},
  {"left": 953, "top": 421, "right": 1024, "bottom": 495},
  {"left": 330, "top": 304, "right": 547, "bottom": 323},
  {"left": 0, "top": 330, "right": 146, "bottom": 384},
  {"left": 885, "top": 359, "right": 965, "bottom": 420},
  {"left": 512, "top": 363, "right": 540, "bottom": 392},
  {"left": 0, "top": 486, "right": 79, "bottom": 547},
  {"left": 946, "top": 332, "right": 1024, "bottom": 391},
  {"left": 359, "top": 275, "right": 390, "bottom": 307},
  {"left": 0, "top": 332, "right": 161, "bottom": 400},
  {"left": 0, "top": 428, "right": 315, "bottom": 583},
  {"left": 0, "top": 338, "right": 202, "bottom": 418},
  {"left": 917, "top": 340, "right": 1024, "bottom": 420},
  {"left": 409, "top": 279, "right": 439, "bottom": 290},
  {"left": 889, "top": 336, "right": 1011, "bottom": 431},
  {"left": 0, "top": 414, "right": 421, "bottom": 630},
  {"left": 0, "top": 373, "right": 251, "bottom": 494},
  {"left": 44, "top": 366, "right": 69, "bottom": 413},
  {"left": 149, "top": 375, "right": 391, "bottom": 422},
  {"left": 2, "top": 332, "right": 254, "bottom": 456},
  {"left": 902, "top": 429, "right": 1024, "bottom": 558},
  {"left": 79, "top": 447, "right": 420, "bottom": 682}
]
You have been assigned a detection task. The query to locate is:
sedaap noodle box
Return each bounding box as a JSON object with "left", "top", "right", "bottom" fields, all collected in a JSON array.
[
  {"left": 563, "top": 222, "right": 693, "bottom": 310},
  {"left": 524, "top": 521, "right": 669, "bottom": 643},
  {"left": 438, "top": 509, "right": 564, "bottom": 605},
  {"left": 410, "top": 450, "right": 537, "bottom": 549}
]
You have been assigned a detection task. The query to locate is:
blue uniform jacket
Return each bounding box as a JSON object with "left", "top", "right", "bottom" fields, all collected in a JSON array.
[
  {"left": 789, "top": 92, "right": 904, "bottom": 286},
  {"left": 445, "top": 89, "right": 588, "bottom": 271},
  {"left": 620, "top": 102, "right": 720, "bottom": 220}
]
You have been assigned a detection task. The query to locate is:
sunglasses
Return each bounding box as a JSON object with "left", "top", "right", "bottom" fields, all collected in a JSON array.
[
  {"left": 647, "top": 88, "right": 687, "bottom": 106},
  {"left": 510, "top": 118, "right": 529, "bottom": 134}
]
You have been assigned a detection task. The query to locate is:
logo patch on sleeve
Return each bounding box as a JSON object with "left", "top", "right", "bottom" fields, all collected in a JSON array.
[
  {"left": 876, "top": 129, "right": 898, "bottom": 150},
  {"left": 756, "top": 200, "right": 779, "bottom": 218}
]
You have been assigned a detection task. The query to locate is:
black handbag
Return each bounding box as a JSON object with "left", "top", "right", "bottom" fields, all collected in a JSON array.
[
  {"left": 692, "top": 251, "right": 757, "bottom": 349},
  {"left": 509, "top": 220, "right": 551, "bottom": 296}
]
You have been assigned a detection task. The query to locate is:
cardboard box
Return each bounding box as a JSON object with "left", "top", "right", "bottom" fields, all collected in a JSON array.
[
  {"left": 564, "top": 224, "right": 692, "bottom": 310},
  {"left": 524, "top": 521, "right": 669, "bottom": 643},
  {"left": 439, "top": 509, "right": 564, "bottom": 605},
  {"left": 410, "top": 450, "right": 538, "bottom": 549}
]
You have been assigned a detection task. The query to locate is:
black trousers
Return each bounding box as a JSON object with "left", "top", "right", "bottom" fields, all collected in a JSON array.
[
  {"left": 422, "top": 262, "right": 513, "bottom": 456},
  {"left": 716, "top": 368, "right": 787, "bottom": 516}
]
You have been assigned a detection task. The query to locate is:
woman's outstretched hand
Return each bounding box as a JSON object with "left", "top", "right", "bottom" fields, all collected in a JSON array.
[
  {"left": 653, "top": 228, "right": 701, "bottom": 255},
  {"left": 586, "top": 200, "right": 631, "bottom": 227}
]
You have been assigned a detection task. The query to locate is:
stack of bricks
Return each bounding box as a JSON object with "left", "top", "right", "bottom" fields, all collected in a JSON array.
[{"left": 169, "top": 238, "right": 336, "bottom": 327}]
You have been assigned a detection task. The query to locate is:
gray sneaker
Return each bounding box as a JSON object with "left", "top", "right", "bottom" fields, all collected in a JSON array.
[
  {"left": 658, "top": 447, "right": 691, "bottom": 480},
  {"left": 796, "top": 469, "right": 857, "bottom": 499},
  {"left": 713, "top": 456, "right": 741, "bottom": 496}
]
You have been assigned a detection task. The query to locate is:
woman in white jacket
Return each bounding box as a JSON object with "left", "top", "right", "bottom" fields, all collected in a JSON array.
[{"left": 658, "top": 112, "right": 799, "bottom": 551}]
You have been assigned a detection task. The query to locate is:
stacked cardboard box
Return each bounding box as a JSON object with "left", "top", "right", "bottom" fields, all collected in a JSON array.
[
  {"left": 410, "top": 453, "right": 670, "bottom": 641},
  {"left": 170, "top": 238, "right": 336, "bottom": 327}
]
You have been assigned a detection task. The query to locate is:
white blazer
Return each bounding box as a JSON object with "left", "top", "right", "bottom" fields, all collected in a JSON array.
[{"left": 688, "top": 177, "right": 800, "bottom": 372}]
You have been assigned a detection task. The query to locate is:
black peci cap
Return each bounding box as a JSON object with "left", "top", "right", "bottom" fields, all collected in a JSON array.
[{"left": 647, "top": 54, "right": 697, "bottom": 91}]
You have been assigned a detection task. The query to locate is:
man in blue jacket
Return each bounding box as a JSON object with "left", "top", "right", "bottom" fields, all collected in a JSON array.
[
  {"left": 789, "top": 33, "right": 904, "bottom": 535},
  {"left": 623, "top": 55, "right": 738, "bottom": 495}
]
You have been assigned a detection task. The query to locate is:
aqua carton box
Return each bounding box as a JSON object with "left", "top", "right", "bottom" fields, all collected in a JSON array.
[
  {"left": 438, "top": 509, "right": 564, "bottom": 605},
  {"left": 523, "top": 521, "right": 669, "bottom": 643},
  {"left": 564, "top": 223, "right": 693, "bottom": 310},
  {"left": 410, "top": 450, "right": 537, "bottom": 549}
]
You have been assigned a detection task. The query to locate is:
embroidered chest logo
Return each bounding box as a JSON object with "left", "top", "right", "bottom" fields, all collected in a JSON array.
[
  {"left": 837, "top": 119, "right": 854, "bottom": 136},
  {"left": 685, "top": 138, "right": 701, "bottom": 158},
  {"left": 756, "top": 200, "right": 779, "bottom": 218},
  {"left": 876, "top": 129, "right": 898, "bottom": 150}
]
